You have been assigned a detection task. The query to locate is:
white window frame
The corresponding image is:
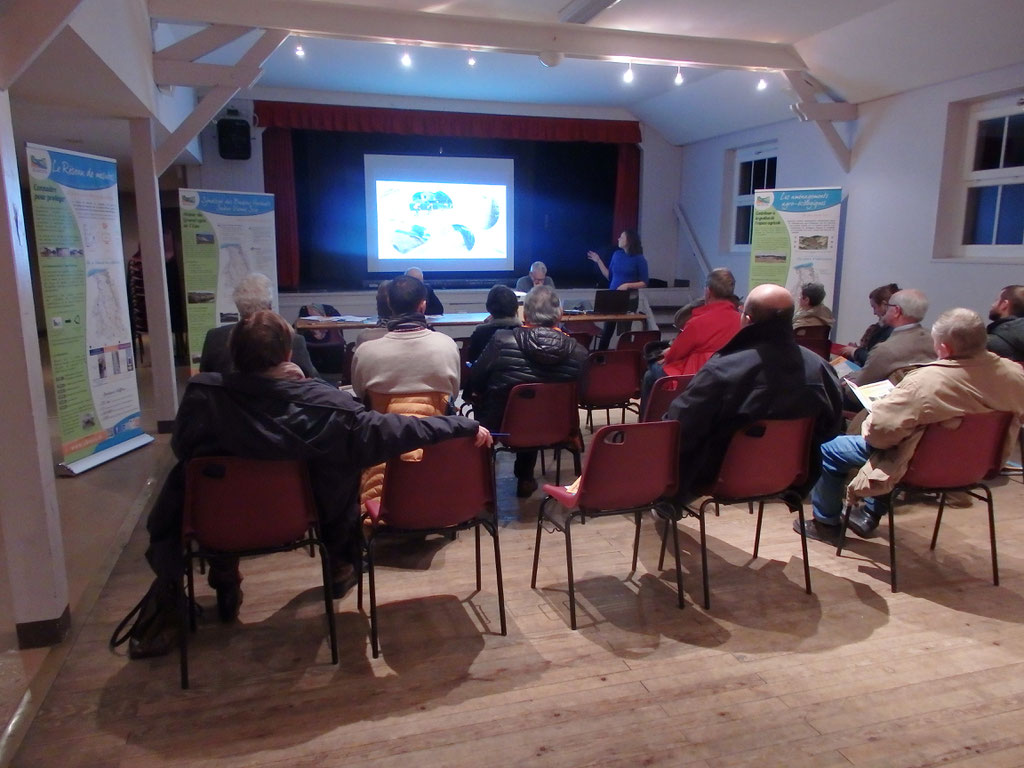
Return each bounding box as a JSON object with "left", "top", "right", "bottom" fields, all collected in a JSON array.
[
  {"left": 954, "top": 94, "right": 1024, "bottom": 260},
  {"left": 729, "top": 143, "right": 777, "bottom": 252}
]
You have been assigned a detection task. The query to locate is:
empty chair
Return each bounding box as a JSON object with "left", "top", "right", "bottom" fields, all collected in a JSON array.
[
  {"left": 616, "top": 329, "right": 661, "bottom": 353},
  {"left": 494, "top": 382, "right": 582, "bottom": 485},
  {"left": 641, "top": 374, "right": 694, "bottom": 422},
  {"left": 362, "top": 437, "right": 506, "bottom": 657},
  {"left": 532, "top": 421, "right": 682, "bottom": 629},
  {"left": 836, "top": 411, "right": 1013, "bottom": 592},
  {"left": 180, "top": 457, "right": 338, "bottom": 689},
  {"left": 577, "top": 350, "right": 642, "bottom": 432},
  {"left": 661, "top": 417, "right": 816, "bottom": 609},
  {"left": 795, "top": 336, "right": 831, "bottom": 360}
]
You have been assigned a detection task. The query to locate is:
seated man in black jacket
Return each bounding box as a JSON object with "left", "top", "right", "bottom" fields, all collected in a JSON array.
[
  {"left": 667, "top": 283, "right": 844, "bottom": 537},
  {"left": 465, "top": 285, "right": 588, "bottom": 497},
  {"left": 132, "top": 311, "right": 490, "bottom": 659}
]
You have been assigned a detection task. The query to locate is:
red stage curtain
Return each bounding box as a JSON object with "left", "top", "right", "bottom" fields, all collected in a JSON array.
[{"left": 257, "top": 101, "right": 641, "bottom": 286}]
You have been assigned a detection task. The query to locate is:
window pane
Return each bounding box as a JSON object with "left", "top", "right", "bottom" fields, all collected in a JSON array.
[
  {"left": 738, "top": 161, "right": 752, "bottom": 195},
  {"left": 735, "top": 205, "right": 753, "bottom": 245},
  {"left": 995, "top": 183, "right": 1024, "bottom": 244},
  {"left": 752, "top": 158, "right": 767, "bottom": 190},
  {"left": 1005, "top": 114, "right": 1024, "bottom": 168},
  {"left": 765, "top": 156, "right": 777, "bottom": 189},
  {"left": 973, "top": 117, "right": 1005, "bottom": 170},
  {"left": 963, "top": 186, "right": 998, "bottom": 244}
]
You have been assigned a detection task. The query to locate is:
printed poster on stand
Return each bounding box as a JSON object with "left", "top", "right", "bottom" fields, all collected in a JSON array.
[
  {"left": 25, "top": 143, "right": 152, "bottom": 475},
  {"left": 748, "top": 187, "right": 842, "bottom": 305},
  {"left": 178, "top": 189, "right": 278, "bottom": 375}
]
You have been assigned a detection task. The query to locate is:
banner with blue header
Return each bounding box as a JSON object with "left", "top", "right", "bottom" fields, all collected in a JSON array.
[
  {"left": 25, "top": 143, "right": 152, "bottom": 475},
  {"left": 749, "top": 186, "right": 843, "bottom": 306}
]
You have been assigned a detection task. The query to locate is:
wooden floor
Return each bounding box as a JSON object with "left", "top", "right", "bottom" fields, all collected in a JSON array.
[{"left": 11, "top": 428, "right": 1024, "bottom": 767}]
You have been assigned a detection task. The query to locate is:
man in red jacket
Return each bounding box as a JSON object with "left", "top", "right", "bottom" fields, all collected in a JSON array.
[{"left": 640, "top": 268, "right": 741, "bottom": 416}]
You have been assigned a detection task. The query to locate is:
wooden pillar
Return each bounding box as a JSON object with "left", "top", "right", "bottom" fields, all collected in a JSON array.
[{"left": 0, "top": 89, "right": 70, "bottom": 647}]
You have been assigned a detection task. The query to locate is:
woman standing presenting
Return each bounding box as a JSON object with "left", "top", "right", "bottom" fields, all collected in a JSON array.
[{"left": 588, "top": 229, "right": 649, "bottom": 349}]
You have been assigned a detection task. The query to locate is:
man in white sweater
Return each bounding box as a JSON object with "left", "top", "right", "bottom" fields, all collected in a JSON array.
[{"left": 351, "top": 275, "right": 461, "bottom": 405}]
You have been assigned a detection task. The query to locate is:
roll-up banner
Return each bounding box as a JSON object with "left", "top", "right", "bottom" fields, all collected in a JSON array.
[
  {"left": 749, "top": 187, "right": 842, "bottom": 303},
  {"left": 178, "top": 189, "right": 277, "bottom": 375},
  {"left": 25, "top": 143, "right": 153, "bottom": 475}
]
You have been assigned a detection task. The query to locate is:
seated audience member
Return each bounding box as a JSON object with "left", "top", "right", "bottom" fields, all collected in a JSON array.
[
  {"left": 793, "top": 282, "right": 835, "bottom": 329},
  {"left": 405, "top": 266, "right": 444, "bottom": 315},
  {"left": 640, "top": 268, "right": 741, "bottom": 414},
  {"left": 351, "top": 276, "right": 461, "bottom": 404},
  {"left": 354, "top": 280, "right": 392, "bottom": 349},
  {"left": 465, "top": 286, "right": 588, "bottom": 497},
  {"left": 806, "top": 307, "right": 1024, "bottom": 542},
  {"left": 667, "top": 283, "right": 843, "bottom": 505},
  {"left": 131, "top": 310, "right": 490, "bottom": 659},
  {"left": 986, "top": 284, "right": 1024, "bottom": 363},
  {"left": 850, "top": 289, "right": 934, "bottom": 386},
  {"left": 200, "top": 273, "right": 318, "bottom": 378},
  {"left": 841, "top": 282, "right": 899, "bottom": 365},
  {"left": 466, "top": 285, "right": 522, "bottom": 363},
  {"left": 515, "top": 261, "right": 555, "bottom": 292}
]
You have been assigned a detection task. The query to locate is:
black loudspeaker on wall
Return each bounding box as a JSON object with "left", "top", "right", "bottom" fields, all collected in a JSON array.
[{"left": 217, "top": 118, "right": 251, "bottom": 160}]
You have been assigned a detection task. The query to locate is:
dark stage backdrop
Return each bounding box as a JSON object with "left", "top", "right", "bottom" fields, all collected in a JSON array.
[{"left": 291, "top": 130, "right": 619, "bottom": 290}]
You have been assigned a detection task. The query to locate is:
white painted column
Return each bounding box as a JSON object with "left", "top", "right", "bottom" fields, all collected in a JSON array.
[
  {"left": 0, "top": 89, "right": 70, "bottom": 647},
  {"left": 130, "top": 117, "right": 178, "bottom": 429}
]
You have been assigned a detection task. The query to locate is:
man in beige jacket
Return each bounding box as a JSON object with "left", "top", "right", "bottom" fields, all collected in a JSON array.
[{"left": 803, "top": 307, "right": 1024, "bottom": 542}]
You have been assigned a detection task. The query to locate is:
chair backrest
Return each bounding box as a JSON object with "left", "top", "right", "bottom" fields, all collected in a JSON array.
[
  {"left": 901, "top": 411, "right": 1013, "bottom": 489},
  {"left": 183, "top": 457, "right": 317, "bottom": 551},
  {"left": 708, "top": 417, "right": 815, "bottom": 499},
  {"left": 642, "top": 374, "right": 695, "bottom": 422},
  {"left": 378, "top": 437, "right": 495, "bottom": 529},
  {"left": 578, "top": 350, "right": 642, "bottom": 406},
  {"left": 794, "top": 325, "right": 831, "bottom": 340},
  {"left": 567, "top": 331, "right": 594, "bottom": 352},
  {"left": 795, "top": 336, "right": 831, "bottom": 360},
  {"left": 576, "top": 422, "right": 680, "bottom": 510},
  {"left": 616, "top": 330, "right": 660, "bottom": 352},
  {"left": 498, "top": 382, "right": 579, "bottom": 449}
]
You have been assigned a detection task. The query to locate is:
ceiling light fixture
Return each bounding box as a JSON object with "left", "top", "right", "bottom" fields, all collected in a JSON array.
[
  {"left": 674, "top": 67, "right": 684, "bottom": 86},
  {"left": 623, "top": 62, "right": 634, "bottom": 84},
  {"left": 538, "top": 51, "right": 564, "bottom": 68},
  {"left": 401, "top": 51, "right": 412, "bottom": 68},
  {"left": 558, "top": 0, "right": 622, "bottom": 24},
  {"left": 294, "top": 43, "right": 305, "bottom": 58},
  {"left": 757, "top": 77, "right": 768, "bottom": 91},
  {"left": 467, "top": 54, "right": 476, "bottom": 67}
]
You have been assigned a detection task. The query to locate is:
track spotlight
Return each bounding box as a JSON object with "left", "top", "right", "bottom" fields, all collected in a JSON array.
[
  {"left": 757, "top": 78, "right": 768, "bottom": 91},
  {"left": 623, "top": 62, "right": 634, "bottom": 84},
  {"left": 401, "top": 51, "right": 412, "bottom": 67},
  {"left": 294, "top": 43, "right": 305, "bottom": 58},
  {"left": 467, "top": 55, "right": 477, "bottom": 67},
  {"left": 674, "top": 67, "right": 684, "bottom": 86}
]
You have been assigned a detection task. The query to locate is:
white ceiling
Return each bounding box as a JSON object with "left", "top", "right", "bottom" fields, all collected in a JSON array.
[{"left": 9, "top": 0, "right": 1024, "bottom": 179}]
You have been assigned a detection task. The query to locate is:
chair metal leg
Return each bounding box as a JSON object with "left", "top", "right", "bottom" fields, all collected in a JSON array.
[
  {"left": 317, "top": 543, "right": 338, "bottom": 665},
  {"left": 555, "top": 448, "right": 562, "bottom": 485},
  {"left": 630, "top": 510, "right": 642, "bottom": 572},
  {"left": 930, "top": 494, "right": 947, "bottom": 550},
  {"left": 752, "top": 501, "right": 765, "bottom": 557},
  {"left": 698, "top": 503, "right": 710, "bottom": 610},
  {"left": 671, "top": 515, "right": 684, "bottom": 609},
  {"left": 565, "top": 516, "right": 577, "bottom": 630},
  {"left": 489, "top": 520, "right": 507, "bottom": 635},
  {"left": 657, "top": 516, "right": 668, "bottom": 571},
  {"left": 186, "top": 554, "right": 197, "bottom": 633},
  {"left": 179, "top": 565, "right": 191, "bottom": 690},
  {"left": 983, "top": 485, "right": 999, "bottom": 586},
  {"left": 367, "top": 539, "right": 379, "bottom": 658},
  {"left": 836, "top": 503, "right": 852, "bottom": 556},
  {"left": 796, "top": 505, "right": 812, "bottom": 595},
  {"left": 531, "top": 499, "right": 548, "bottom": 588},
  {"left": 540, "top": 449, "right": 547, "bottom": 476},
  {"left": 888, "top": 506, "right": 898, "bottom": 593},
  {"left": 572, "top": 450, "right": 581, "bottom": 476},
  {"left": 474, "top": 524, "right": 482, "bottom": 591}
]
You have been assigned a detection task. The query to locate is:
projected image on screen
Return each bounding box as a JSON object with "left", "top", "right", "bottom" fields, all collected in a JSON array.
[
  {"left": 377, "top": 180, "right": 505, "bottom": 260},
  {"left": 365, "top": 154, "right": 515, "bottom": 274}
]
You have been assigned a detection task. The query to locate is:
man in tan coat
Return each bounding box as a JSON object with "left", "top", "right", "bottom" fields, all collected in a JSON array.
[
  {"left": 803, "top": 307, "right": 1024, "bottom": 541},
  {"left": 851, "top": 288, "right": 935, "bottom": 386}
]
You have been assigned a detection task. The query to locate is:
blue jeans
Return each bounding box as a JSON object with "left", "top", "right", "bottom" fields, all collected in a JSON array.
[
  {"left": 639, "top": 362, "right": 665, "bottom": 419},
  {"left": 811, "top": 435, "right": 889, "bottom": 524}
]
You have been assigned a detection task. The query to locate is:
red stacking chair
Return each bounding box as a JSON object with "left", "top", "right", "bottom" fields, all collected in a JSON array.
[
  {"left": 661, "top": 417, "right": 816, "bottom": 609},
  {"left": 180, "top": 457, "right": 338, "bottom": 689},
  {"left": 531, "top": 421, "right": 682, "bottom": 629},
  {"left": 362, "top": 437, "right": 505, "bottom": 658},
  {"left": 495, "top": 382, "right": 582, "bottom": 484},
  {"left": 796, "top": 336, "right": 831, "bottom": 360},
  {"left": 567, "top": 331, "right": 594, "bottom": 352},
  {"left": 616, "top": 329, "right": 661, "bottom": 353},
  {"left": 794, "top": 325, "right": 831, "bottom": 340},
  {"left": 578, "top": 350, "right": 642, "bottom": 432},
  {"left": 641, "top": 374, "right": 694, "bottom": 422},
  {"left": 836, "top": 411, "right": 1013, "bottom": 592}
]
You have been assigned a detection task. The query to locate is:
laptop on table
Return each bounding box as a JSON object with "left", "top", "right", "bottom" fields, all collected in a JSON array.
[{"left": 593, "top": 289, "right": 634, "bottom": 314}]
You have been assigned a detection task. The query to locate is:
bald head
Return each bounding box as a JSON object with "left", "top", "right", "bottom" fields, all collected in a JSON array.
[
  {"left": 742, "top": 283, "right": 795, "bottom": 326},
  {"left": 405, "top": 267, "right": 424, "bottom": 282}
]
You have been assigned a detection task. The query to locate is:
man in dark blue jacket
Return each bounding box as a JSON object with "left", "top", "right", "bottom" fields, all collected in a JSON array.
[{"left": 667, "top": 284, "right": 844, "bottom": 533}]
